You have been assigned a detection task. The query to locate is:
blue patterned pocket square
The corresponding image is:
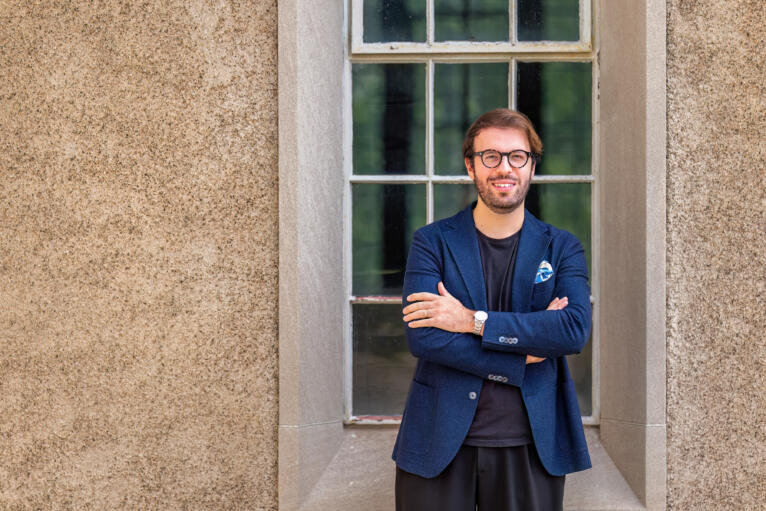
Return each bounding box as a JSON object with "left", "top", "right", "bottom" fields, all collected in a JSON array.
[{"left": 534, "top": 260, "right": 553, "bottom": 284}]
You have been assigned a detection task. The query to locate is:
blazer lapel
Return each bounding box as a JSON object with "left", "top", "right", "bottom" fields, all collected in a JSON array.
[
  {"left": 442, "top": 205, "right": 488, "bottom": 311},
  {"left": 511, "top": 211, "right": 552, "bottom": 313}
]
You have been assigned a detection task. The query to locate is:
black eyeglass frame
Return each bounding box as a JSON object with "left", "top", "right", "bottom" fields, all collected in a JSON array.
[{"left": 469, "top": 149, "right": 540, "bottom": 169}]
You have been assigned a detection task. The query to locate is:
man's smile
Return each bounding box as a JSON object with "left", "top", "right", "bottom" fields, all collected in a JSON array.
[{"left": 489, "top": 178, "right": 518, "bottom": 190}]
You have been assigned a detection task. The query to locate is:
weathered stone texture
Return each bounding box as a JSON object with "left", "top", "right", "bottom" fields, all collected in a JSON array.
[
  {"left": 667, "top": 1, "right": 765, "bottom": 509},
  {"left": 0, "top": 1, "right": 278, "bottom": 509}
]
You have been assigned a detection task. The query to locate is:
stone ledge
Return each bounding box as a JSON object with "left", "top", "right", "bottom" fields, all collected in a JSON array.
[{"left": 300, "top": 426, "right": 644, "bottom": 511}]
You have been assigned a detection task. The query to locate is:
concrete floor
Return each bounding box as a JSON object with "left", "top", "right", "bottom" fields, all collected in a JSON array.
[{"left": 301, "top": 426, "right": 644, "bottom": 511}]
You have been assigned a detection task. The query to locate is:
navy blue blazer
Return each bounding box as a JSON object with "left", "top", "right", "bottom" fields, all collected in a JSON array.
[{"left": 392, "top": 203, "right": 592, "bottom": 478}]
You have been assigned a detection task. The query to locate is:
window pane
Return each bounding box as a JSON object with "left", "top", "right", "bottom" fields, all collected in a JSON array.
[
  {"left": 353, "top": 63, "right": 426, "bottom": 175},
  {"left": 353, "top": 184, "right": 426, "bottom": 296},
  {"left": 567, "top": 330, "right": 592, "bottom": 416},
  {"left": 434, "top": 183, "right": 477, "bottom": 220},
  {"left": 526, "top": 182, "right": 591, "bottom": 273},
  {"left": 364, "top": 0, "right": 427, "bottom": 42},
  {"left": 435, "top": 0, "right": 509, "bottom": 42},
  {"left": 353, "top": 303, "right": 416, "bottom": 416},
  {"left": 528, "top": 181, "right": 591, "bottom": 414},
  {"left": 517, "top": 62, "right": 591, "bottom": 175},
  {"left": 434, "top": 63, "right": 509, "bottom": 175},
  {"left": 517, "top": 0, "right": 579, "bottom": 41}
]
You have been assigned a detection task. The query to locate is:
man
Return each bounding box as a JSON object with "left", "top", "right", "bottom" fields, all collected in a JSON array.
[{"left": 392, "top": 109, "right": 592, "bottom": 511}]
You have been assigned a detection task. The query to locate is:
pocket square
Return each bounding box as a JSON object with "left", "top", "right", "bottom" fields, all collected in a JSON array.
[{"left": 534, "top": 260, "right": 553, "bottom": 284}]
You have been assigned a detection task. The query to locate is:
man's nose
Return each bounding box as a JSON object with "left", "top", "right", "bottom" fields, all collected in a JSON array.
[
  {"left": 497, "top": 155, "right": 516, "bottom": 171},
  {"left": 497, "top": 154, "right": 513, "bottom": 172}
]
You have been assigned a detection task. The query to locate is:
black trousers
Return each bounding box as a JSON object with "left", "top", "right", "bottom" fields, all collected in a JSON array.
[{"left": 395, "top": 444, "right": 565, "bottom": 511}]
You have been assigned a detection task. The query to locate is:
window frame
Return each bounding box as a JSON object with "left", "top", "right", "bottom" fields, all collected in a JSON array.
[
  {"left": 351, "top": 0, "right": 592, "bottom": 54},
  {"left": 344, "top": 2, "right": 600, "bottom": 426}
]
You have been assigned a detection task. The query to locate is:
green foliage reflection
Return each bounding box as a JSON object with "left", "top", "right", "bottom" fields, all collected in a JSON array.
[{"left": 435, "top": 0, "right": 508, "bottom": 41}]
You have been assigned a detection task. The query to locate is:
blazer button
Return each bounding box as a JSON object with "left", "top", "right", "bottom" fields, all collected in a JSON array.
[
  {"left": 499, "top": 336, "right": 507, "bottom": 343},
  {"left": 468, "top": 392, "right": 477, "bottom": 400},
  {"left": 501, "top": 376, "right": 508, "bottom": 383},
  {"left": 510, "top": 337, "right": 518, "bottom": 344}
]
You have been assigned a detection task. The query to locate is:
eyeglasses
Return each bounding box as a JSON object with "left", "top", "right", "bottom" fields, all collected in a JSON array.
[{"left": 470, "top": 149, "right": 537, "bottom": 169}]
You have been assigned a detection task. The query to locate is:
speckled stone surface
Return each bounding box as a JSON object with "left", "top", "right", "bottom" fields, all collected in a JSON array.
[
  {"left": 0, "top": 1, "right": 278, "bottom": 509},
  {"left": 666, "top": 1, "right": 766, "bottom": 509}
]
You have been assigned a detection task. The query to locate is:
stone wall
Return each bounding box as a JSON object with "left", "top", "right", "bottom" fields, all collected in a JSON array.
[
  {"left": 3, "top": 0, "right": 766, "bottom": 509},
  {"left": 666, "top": 1, "right": 765, "bottom": 509},
  {"left": 0, "top": 1, "right": 279, "bottom": 509}
]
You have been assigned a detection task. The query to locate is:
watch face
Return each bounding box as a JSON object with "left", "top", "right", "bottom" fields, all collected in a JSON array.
[{"left": 475, "top": 311, "right": 488, "bottom": 321}]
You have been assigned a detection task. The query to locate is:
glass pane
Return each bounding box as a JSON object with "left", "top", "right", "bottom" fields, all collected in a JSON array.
[
  {"left": 528, "top": 181, "right": 591, "bottom": 415},
  {"left": 434, "top": 183, "right": 477, "bottom": 221},
  {"left": 364, "top": 0, "right": 427, "bottom": 42},
  {"left": 353, "top": 63, "right": 426, "bottom": 175},
  {"left": 435, "top": 0, "right": 509, "bottom": 42},
  {"left": 434, "top": 63, "right": 509, "bottom": 175},
  {"left": 517, "top": 0, "right": 579, "bottom": 41},
  {"left": 353, "top": 303, "right": 417, "bottom": 416},
  {"left": 525, "top": 182, "right": 591, "bottom": 273},
  {"left": 353, "top": 184, "right": 426, "bottom": 296},
  {"left": 566, "top": 330, "right": 592, "bottom": 416},
  {"left": 517, "top": 62, "right": 591, "bottom": 175}
]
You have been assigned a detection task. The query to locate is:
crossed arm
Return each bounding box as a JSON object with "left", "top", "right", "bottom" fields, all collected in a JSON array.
[
  {"left": 400, "top": 229, "right": 591, "bottom": 385},
  {"left": 402, "top": 281, "right": 568, "bottom": 365}
]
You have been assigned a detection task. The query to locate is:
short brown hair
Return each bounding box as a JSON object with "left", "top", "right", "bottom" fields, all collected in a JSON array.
[{"left": 462, "top": 108, "right": 543, "bottom": 162}]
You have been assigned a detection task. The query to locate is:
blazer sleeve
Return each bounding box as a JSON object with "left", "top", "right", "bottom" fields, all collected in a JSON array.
[
  {"left": 403, "top": 229, "right": 527, "bottom": 387},
  {"left": 481, "top": 233, "right": 592, "bottom": 359}
]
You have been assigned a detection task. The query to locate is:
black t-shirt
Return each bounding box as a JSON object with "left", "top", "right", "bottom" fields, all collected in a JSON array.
[{"left": 463, "top": 228, "right": 533, "bottom": 447}]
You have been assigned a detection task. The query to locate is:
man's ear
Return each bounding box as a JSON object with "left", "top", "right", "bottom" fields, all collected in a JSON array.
[{"left": 465, "top": 157, "right": 475, "bottom": 179}]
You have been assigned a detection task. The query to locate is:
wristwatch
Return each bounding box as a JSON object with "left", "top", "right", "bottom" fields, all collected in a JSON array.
[{"left": 473, "top": 310, "right": 488, "bottom": 335}]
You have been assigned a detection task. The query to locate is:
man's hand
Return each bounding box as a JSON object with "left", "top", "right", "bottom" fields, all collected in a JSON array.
[
  {"left": 545, "top": 296, "right": 568, "bottom": 311},
  {"left": 403, "top": 282, "right": 474, "bottom": 333},
  {"left": 526, "top": 296, "right": 568, "bottom": 364}
]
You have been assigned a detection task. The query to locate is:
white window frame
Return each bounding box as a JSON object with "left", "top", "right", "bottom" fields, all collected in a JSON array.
[
  {"left": 351, "top": 0, "right": 592, "bottom": 54},
  {"left": 344, "top": 0, "right": 600, "bottom": 427}
]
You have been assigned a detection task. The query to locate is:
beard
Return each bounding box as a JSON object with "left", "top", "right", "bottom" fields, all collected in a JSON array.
[{"left": 473, "top": 172, "right": 531, "bottom": 214}]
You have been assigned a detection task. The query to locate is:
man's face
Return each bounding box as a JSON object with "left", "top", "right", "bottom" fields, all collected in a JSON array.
[{"left": 464, "top": 127, "right": 535, "bottom": 214}]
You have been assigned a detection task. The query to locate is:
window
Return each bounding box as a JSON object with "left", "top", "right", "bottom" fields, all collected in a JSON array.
[{"left": 346, "top": 0, "right": 598, "bottom": 424}]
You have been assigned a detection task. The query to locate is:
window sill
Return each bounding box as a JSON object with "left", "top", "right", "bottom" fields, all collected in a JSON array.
[{"left": 300, "top": 426, "right": 644, "bottom": 511}]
